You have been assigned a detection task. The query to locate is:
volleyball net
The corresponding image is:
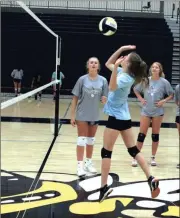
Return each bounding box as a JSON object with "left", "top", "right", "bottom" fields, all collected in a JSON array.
[
  {"left": 1, "top": 3, "right": 64, "bottom": 217},
  {"left": 1, "top": 0, "right": 62, "bottom": 135},
  {"left": 1, "top": 79, "right": 62, "bottom": 218}
]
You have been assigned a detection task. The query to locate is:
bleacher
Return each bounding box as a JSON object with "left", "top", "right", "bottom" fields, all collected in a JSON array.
[
  {"left": 2, "top": 11, "right": 174, "bottom": 93},
  {"left": 3, "top": 12, "right": 171, "bottom": 36}
]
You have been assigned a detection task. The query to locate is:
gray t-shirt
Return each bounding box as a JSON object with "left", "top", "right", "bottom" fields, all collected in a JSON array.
[
  {"left": 72, "top": 74, "right": 108, "bottom": 121},
  {"left": 175, "top": 84, "right": 180, "bottom": 116},
  {"left": 11, "top": 69, "right": 23, "bottom": 80},
  {"left": 134, "top": 77, "right": 174, "bottom": 117}
]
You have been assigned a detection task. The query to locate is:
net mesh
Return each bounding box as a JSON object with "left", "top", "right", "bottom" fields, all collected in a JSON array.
[
  {"left": 1, "top": 3, "right": 62, "bottom": 217},
  {"left": 1, "top": 0, "right": 60, "bottom": 103},
  {"left": 1, "top": 85, "right": 57, "bottom": 218}
]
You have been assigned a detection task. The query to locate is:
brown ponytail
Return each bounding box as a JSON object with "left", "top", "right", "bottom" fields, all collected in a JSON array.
[{"left": 128, "top": 52, "right": 149, "bottom": 86}]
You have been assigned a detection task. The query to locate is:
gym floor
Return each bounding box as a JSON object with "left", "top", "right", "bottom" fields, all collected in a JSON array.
[{"left": 1, "top": 98, "right": 179, "bottom": 218}]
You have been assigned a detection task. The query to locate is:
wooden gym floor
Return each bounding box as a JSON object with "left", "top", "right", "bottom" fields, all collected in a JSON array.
[{"left": 1, "top": 97, "right": 180, "bottom": 218}]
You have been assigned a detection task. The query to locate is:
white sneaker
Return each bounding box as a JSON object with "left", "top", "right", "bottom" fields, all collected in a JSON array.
[
  {"left": 151, "top": 157, "right": 157, "bottom": 166},
  {"left": 131, "top": 159, "right": 138, "bottom": 167},
  {"left": 77, "top": 165, "right": 86, "bottom": 177},
  {"left": 84, "top": 161, "right": 97, "bottom": 173}
]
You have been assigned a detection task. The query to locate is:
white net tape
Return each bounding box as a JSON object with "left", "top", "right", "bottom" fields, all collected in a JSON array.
[
  {"left": 17, "top": 1, "right": 58, "bottom": 37},
  {"left": 1, "top": 80, "right": 60, "bottom": 110}
]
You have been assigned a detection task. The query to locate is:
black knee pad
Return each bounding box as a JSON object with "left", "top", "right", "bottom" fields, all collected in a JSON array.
[
  {"left": 101, "top": 147, "right": 112, "bottom": 159},
  {"left": 152, "top": 134, "right": 159, "bottom": 142},
  {"left": 128, "top": 146, "right": 140, "bottom": 158},
  {"left": 137, "top": 133, "right": 146, "bottom": 143}
]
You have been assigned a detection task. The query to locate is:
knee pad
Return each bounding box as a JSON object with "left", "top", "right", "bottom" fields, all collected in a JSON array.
[
  {"left": 128, "top": 146, "right": 140, "bottom": 158},
  {"left": 101, "top": 147, "right": 112, "bottom": 159},
  {"left": 77, "top": 136, "right": 86, "bottom": 146},
  {"left": 137, "top": 133, "right": 146, "bottom": 143},
  {"left": 86, "top": 137, "right": 95, "bottom": 145},
  {"left": 152, "top": 134, "right": 159, "bottom": 142}
]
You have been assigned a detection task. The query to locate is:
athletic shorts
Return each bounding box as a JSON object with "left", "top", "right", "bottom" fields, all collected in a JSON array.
[
  {"left": 150, "top": 114, "right": 164, "bottom": 119},
  {"left": 87, "top": 121, "right": 99, "bottom": 126},
  {"left": 76, "top": 120, "right": 99, "bottom": 126},
  {"left": 142, "top": 114, "right": 164, "bottom": 119},
  {"left": 106, "top": 116, "right": 132, "bottom": 131},
  {"left": 176, "top": 116, "right": 180, "bottom": 124},
  {"left": 13, "top": 79, "right": 21, "bottom": 83}
]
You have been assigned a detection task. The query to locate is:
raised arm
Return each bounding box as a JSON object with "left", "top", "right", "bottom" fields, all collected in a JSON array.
[
  {"left": 109, "top": 56, "right": 125, "bottom": 91},
  {"left": 105, "top": 45, "right": 136, "bottom": 71}
]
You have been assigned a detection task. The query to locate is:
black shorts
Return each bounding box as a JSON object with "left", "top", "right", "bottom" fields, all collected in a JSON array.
[
  {"left": 87, "top": 121, "right": 99, "bottom": 126},
  {"left": 176, "top": 116, "right": 180, "bottom": 124},
  {"left": 149, "top": 114, "right": 164, "bottom": 119},
  {"left": 106, "top": 116, "right": 132, "bottom": 131},
  {"left": 13, "top": 79, "right": 21, "bottom": 83},
  {"left": 76, "top": 120, "right": 99, "bottom": 126}
]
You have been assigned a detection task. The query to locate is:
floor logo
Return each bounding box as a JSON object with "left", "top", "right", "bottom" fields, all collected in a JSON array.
[{"left": 1, "top": 170, "right": 180, "bottom": 217}]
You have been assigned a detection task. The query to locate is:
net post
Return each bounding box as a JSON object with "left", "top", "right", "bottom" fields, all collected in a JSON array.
[{"left": 54, "top": 36, "right": 61, "bottom": 136}]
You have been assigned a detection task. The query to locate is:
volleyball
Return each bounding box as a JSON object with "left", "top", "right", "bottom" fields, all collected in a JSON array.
[{"left": 99, "top": 17, "right": 117, "bottom": 36}]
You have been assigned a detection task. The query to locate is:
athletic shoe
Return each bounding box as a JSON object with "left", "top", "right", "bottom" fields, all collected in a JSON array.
[
  {"left": 84, "top": 161, "right": 97, "bottom": 173},
  {"left": 131, "top": 158, "right": 138, "bottom": 167},
  {"left": 151, "top": 157, "right": 157, "bottom": 166},
  {"left": 99, "top": 185, "right": 113, "bottom": 202},
  {"left": 77, "top": 165, "right": 86, "bottom": 177},
  {"left": 148, "top": 176, "right": 160, "bottom": 198}
]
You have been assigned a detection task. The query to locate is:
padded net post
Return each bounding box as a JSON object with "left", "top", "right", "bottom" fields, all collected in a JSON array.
[{"left": 54, "top": 36, "right": 62, "bottom": 137}]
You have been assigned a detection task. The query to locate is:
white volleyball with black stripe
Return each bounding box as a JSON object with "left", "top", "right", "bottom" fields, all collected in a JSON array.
[{"left": 99, "top": 17, "right": 117, "bottom": 36}]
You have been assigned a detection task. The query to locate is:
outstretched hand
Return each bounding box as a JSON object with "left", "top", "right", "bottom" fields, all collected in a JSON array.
[
  {"left": 121, "top": 45, "right": 136, "bottom": 51},
  {"left": 114, "top": 56, "right": 125, "bottom": 67}
]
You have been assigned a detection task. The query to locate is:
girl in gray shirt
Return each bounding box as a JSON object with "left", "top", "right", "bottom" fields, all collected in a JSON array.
[
  {"left": 175, "top": 84, "right": 179, "bottom": 168},
  {"left": 11, "top": 69, "right": 23, "bottom": 96},
  {"left": 71, "top": 57, "right": 108, "bottom": 177},
  {"left": 132, "top": 62, "right": 174, "bottom": 167}
]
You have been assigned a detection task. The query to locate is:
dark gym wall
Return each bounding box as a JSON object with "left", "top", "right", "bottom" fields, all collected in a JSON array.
[
  {"left": 1, "top": 30, "right": 56, "bottom": 88},
  {"left": 1, "top": 11, "right": 173, "bottom": 92}
]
